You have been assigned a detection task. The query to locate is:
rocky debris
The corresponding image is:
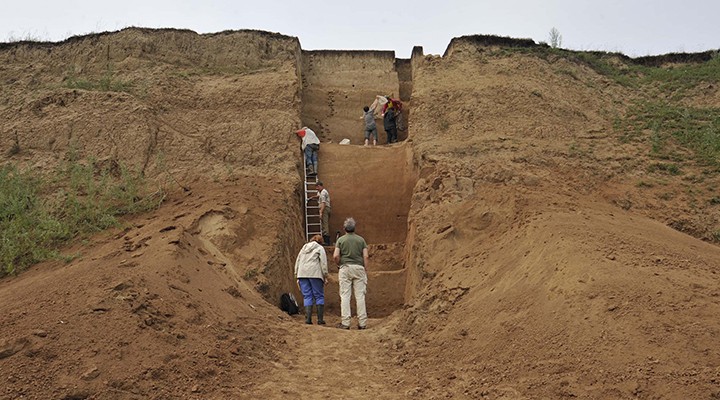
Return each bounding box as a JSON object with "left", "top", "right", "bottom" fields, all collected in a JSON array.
[
  {"left": 0, "top": 337, "right": 30, "bottom": 360},
  {"left": 80, "top": 367, "right": 100, "bottom": 381}
]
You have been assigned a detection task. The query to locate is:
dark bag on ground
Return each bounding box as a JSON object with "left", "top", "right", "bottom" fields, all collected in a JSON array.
[{"left": 280, "top": 292, "right": 299, "bottom": 315}]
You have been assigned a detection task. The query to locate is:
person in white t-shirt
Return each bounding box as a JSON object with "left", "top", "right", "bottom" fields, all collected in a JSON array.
[{"left": 296, "top": 127, "right": 320, "bottom": 175}]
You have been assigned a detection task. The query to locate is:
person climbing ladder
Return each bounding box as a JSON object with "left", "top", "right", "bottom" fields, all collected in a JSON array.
[{"left": 296, "top": 127, "right": 320, "bottom": 175}]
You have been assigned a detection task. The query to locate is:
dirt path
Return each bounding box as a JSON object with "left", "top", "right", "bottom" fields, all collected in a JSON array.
[{"left": 245, "top": 318, "right": 409, "bottom": 399}]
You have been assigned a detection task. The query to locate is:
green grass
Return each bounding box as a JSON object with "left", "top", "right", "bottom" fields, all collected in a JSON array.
[
  {"left": 0, "top": 160, "right": 164, "bottom": 277},
  {"left": 568, "top": 141, "right": 594, "bottom": 158},
  {"left": 619, "top": 101, "right": 720, "bottom": 166},
  {"left": 648, "top": 162, "right": 683, "bottom": 176},
  {"left": 639, "top": 56, "right": 720, "bottom": 93},
  {"left": 527, "top": 47, "right": 720, "bottom": 92},
  {"left": 243, "top": 268, "right": 258, "bottom": 280},
  {"left": 658, "top": 192, "right": 675, "bottom": 201},
  {"left": 438, "top": 119, "right": 450, "bottom": 132},
  {"left": 63, "top": 70, "right": 133, "bottom": 93}
]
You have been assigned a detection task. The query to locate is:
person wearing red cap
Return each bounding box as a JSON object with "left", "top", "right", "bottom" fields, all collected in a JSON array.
[{"left": 296, "top": 127, "right": 320, "bottom": 175}]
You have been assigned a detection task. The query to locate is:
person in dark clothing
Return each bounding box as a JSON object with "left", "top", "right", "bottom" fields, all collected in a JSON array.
[{"left": 383, "top": 107, "right": 398, "bottom": 144}]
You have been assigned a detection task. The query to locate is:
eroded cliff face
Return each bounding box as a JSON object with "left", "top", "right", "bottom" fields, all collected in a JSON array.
[{"left": 1, "top": 28, "right": 303, "bottom": 182}]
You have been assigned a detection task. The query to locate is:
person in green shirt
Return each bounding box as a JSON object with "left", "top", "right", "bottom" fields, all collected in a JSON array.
[{"left": 333, "top": 217, "right": 369, "bottom": 330}]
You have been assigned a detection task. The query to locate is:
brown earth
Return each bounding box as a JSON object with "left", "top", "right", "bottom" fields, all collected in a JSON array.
[{"left": 1, "top": 28, "right": 720, "bottom": 399}]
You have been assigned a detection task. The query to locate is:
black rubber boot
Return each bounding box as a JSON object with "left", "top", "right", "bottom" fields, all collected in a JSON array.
[
  {"left": 317, "top": 305, "right": 326, "bottom": 325},
  {"left": 305, "top": 306, "right": 313, "bottom": 324}
]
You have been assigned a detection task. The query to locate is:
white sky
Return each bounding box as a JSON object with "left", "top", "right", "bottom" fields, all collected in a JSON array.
[{"left": 2, "top": 0, "right": 718, "bottom": 58}]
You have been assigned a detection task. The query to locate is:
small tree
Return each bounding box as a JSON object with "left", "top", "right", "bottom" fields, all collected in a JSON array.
[{"left": 549, "top": 27, "right": 562, "bottom": 49}]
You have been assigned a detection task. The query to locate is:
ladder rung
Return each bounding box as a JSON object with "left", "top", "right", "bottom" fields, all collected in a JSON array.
[
  {"left": 307, "top": 206, "right": 319, "bottom": 209},
  {"left": 307, "top": 223, "right": 321, "bottom": 226}
]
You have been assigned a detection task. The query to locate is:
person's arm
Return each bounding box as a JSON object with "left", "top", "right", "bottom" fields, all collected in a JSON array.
[
  {"left": 319, "top": 201, "right": 325, "bottom": 215},
  {"left": 363, "top": 247, "right": 369, "bottom": 270},
  {"left": 333, "top": 246, "right": 340, "bottom": 265},
  {"left": 320, "top": 248, "right": 328, "bottom": 284},
  {"left": 294, "top": 252, "right": 301, "bottom": 289}
]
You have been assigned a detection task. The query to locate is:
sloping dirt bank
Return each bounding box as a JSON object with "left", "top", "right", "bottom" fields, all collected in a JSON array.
[
  {"left": 0, "top": 178, "right": 307, "bottom": 398},
  {"left": 387, "top": 39, "right": 720, "bottom": 399}
]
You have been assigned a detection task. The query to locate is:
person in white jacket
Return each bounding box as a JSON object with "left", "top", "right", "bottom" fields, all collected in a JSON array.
[{"left": 294, "top": 235, "right": 328, "bottom": 324}]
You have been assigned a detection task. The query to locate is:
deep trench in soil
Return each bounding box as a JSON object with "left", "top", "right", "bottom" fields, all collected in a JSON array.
[{"left": 299, "top": 50, "right": 417, "bottom": 318}]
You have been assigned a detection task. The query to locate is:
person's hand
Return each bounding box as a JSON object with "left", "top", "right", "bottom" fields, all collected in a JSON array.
[{"left": 324, "top": 277, "right": 328, "bottom": 286}]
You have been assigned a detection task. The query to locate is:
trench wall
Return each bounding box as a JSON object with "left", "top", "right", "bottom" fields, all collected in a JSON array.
[
  {"left": 300, "top": 50, "right": 400, "bottom": 144},
  {"left": 318, "top": 144, "right": 415, "bottom": 244}
]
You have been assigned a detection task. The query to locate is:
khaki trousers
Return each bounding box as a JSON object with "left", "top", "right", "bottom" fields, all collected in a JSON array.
[
  {"left": 338, "top": 264, "right": 367, "bottom": 327},
  {"left": 321, "top": 205, "right": 331, "bottom": 236}
]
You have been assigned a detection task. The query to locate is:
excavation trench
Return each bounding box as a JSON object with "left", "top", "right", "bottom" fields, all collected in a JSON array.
[
  {"left": 317, "top": 144, "right": 416, "bottom": 317},
  {"left": 298, "top": 50, "right": 417, "bottom": 318}
]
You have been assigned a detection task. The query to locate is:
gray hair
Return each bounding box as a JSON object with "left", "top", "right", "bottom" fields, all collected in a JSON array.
[{"left": 343, "top": 217, "right": 356, "bottom": 232}]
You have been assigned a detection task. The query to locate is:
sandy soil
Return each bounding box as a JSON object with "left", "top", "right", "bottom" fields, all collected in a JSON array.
[{"left": 1, "top": 29, "right": 720, "bottom": 399}]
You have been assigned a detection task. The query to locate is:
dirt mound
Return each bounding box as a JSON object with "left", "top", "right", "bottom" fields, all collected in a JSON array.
[
  {"left": 2, "top": 28, "right": 720, "bottom": 399},
  {"left": 392, "top": 41, "right": 720, "bottom": 398},
  {"left": 0, "top": 178, "right": 304, "bottom": 398}
]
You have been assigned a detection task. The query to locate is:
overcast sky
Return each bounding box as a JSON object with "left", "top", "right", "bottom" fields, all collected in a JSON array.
[{"left": 3, "top": 0, "right": 718, "bottom": 58}]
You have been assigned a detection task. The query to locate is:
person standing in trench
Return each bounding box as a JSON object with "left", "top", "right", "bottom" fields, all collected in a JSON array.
[
  {"left": 383, "top": 102, "right": 398, "bottom": 144},
  {"left": 333, "top": 217, "right": 369, "bottom": 330},
  {"left": 315, "top": 181, "right": 331, "bottom": 245},
  {"left": 294, "top": 234, "right": 328, "bottom": 325}
]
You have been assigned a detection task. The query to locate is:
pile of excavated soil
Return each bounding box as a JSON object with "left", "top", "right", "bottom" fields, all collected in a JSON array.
[
  {"left": 388, "top": 38, "right": 720, "bottom": 398},
  {"left": 1, "top": 29, "right": 720, "bottom": 399},
  {"left": 0, "top": 178, "right": 305, "bottom": 398}
]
